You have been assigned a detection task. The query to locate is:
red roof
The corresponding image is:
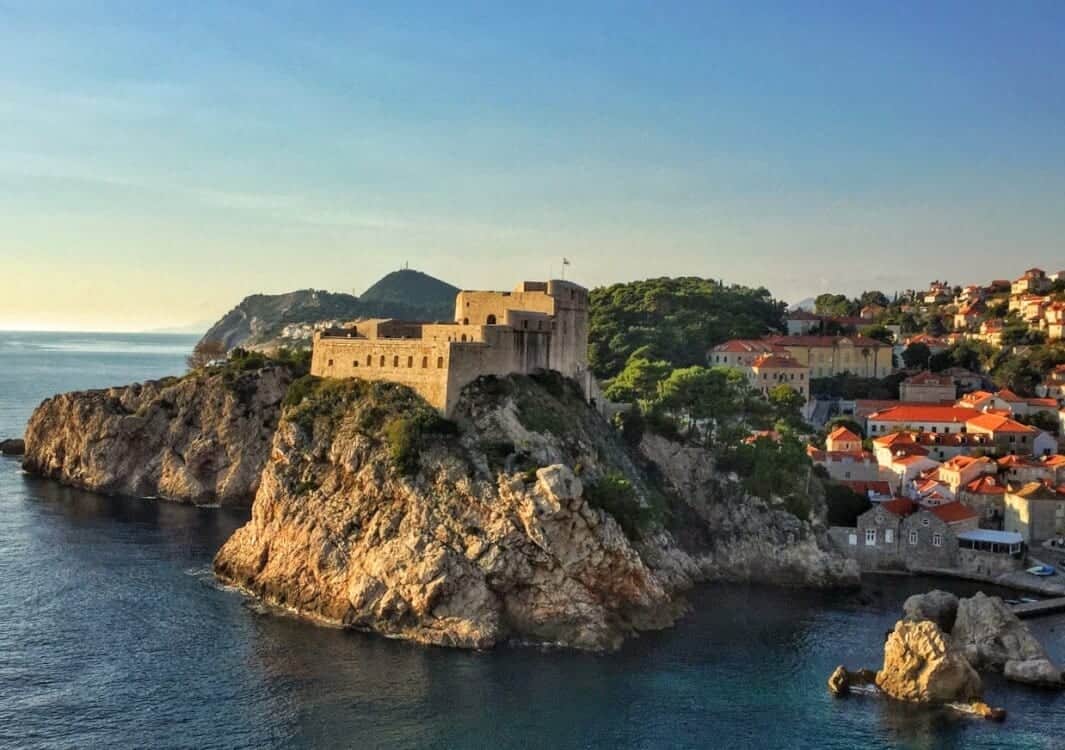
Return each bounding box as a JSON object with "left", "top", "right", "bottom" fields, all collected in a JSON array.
[
  {"left": 840, "top": 480, "right": 892, "bottom": 496},
  {"left": 752, "top": 353, "right": 806, "bottom": 369},
  {"left": 1027, "top": 397, "right": 1058, "bottom": 408},
  {"left": 881, "top": 498, "right": 918, "bottom": 517},
  {"left": 712, "top": 339, "right": 785, "bottom": 354},
  {"left": 940, "top": 455, "right": 992, "bottom": 471},
  {"left": 930, "top": 501, "right": 979, "bottom": 524},
  {"left": 994, "top": 388, "right": 1024, "bottom": 403},
  {"left": 904, "top": 371, "right": 954, "bottom": 387},
  {"left": 965, "top": 475, "right": 1006, "bottom": 495},
  {"left": 966, "top": 412, "right": 1037, "bottom": 435},
  {"left": 828, "top": 426, "right": 861, "bottom": 443},
  {"left": 868, "top": 405, "right": 975, "bottom": 423},
  {"left": 765, "top": 334, "right": 885, "bottom": 348}
]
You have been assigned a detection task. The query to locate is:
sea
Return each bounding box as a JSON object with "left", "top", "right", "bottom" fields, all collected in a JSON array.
[{"left": 0, "top": 331, "right": 1062, "bottom": 749}]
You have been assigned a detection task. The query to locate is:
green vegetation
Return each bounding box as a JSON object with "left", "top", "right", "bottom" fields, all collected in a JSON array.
[
  {"left": 811, "top": 372, "right": 905, "bottom": 400},
  {"left": 588, "top": 277, "right": 785, "bottom": 379},
  {"left": 824, "top": 483, "right": 872, "bottom": 526},
  {"left": 584, "top": 472, "right": 666, "bottom": 536},
  {"left": 716, "top": 435, "right": 814, "bottom": 520}
]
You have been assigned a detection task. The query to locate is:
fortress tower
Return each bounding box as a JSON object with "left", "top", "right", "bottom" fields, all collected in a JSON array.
[{"left": 310, "top": 280, "right": 593, "bottom": 416}]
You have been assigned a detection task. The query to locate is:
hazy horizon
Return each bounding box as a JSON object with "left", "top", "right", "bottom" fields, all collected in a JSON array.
[{"left": 3, "top": 2, "right": 1064, "bottom": 331}]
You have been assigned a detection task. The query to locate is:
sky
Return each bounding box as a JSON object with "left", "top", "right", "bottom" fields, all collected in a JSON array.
[{"left": 1, "top": 1, "right": 1064, "bottom": 331}]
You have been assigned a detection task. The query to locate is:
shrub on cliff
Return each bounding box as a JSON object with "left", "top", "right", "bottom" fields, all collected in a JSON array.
[{"left": 584, "top": 472, "right": 665, "bottom": 537}]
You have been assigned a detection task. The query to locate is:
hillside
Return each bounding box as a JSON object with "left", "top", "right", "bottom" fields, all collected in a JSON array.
[
  {"left": 199, "top": 269, "right": 458, "bottom": 351},
  {"left": 360, "top": 268, "right": 458, "bottom": 312}
]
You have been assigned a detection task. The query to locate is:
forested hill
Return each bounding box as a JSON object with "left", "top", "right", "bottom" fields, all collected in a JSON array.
[
  {"left": 588, "top": 277, "right": 786, "bottom": 379},
  {"left": 199, "top": 270, "right": 458, "bottom": 351}
]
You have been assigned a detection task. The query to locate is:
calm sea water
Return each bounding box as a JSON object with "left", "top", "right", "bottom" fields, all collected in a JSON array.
[{"left": 1, "top": 331, "right": 1062, "bottom": 749}]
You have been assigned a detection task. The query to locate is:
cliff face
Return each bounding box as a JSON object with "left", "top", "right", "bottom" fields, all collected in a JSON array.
[
  {"left": 23, "top": 366, "right": 293, "bottom": 506},
  {"left": 214, "top": 375, "right": 680, "bottom": 650},
  {"left": 638, "top": 434, "right": 859, "bottom": 588}
]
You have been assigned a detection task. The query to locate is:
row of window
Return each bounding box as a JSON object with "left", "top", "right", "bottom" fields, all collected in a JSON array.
[
  {"left": 858, "top": 528, "right": 942, "bottom": 547},
  {"left": 326, "top": 355, "right": 445, "bottom": 369}
]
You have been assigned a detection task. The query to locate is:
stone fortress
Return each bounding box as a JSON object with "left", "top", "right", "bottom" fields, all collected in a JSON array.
[{"left": 310, "top": 280, "right": 594, "bottom": 416}]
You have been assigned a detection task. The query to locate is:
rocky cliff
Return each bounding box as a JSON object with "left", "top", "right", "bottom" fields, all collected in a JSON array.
[
  {"left": 214, "top": 375, "right": 681, "bottom": 650},
  {"left": 638, "top": 434, "right": 859, "bottom": 588},
  {"left": 23, "top": 365, "right": 293, "bottom": 506}
]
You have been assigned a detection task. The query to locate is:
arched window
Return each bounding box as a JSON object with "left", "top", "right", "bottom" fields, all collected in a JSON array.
[
  {"left": 461, "top": 334, "right": 467, "bottom": 342},
  {"left": 437, "top": 356, "right": 444, "bottom": 368},
  {"left": 463, "top": 318, "right": 469, "bottom": 325},
  {"left": 486, "top": 314, "right": 497, "bottom": 325},
  {"left": 422, "top": 356, "right": 428, "bottom": 368},
  {"left": 407, "top": 356, "right": 413, "bottom": 368},
  {"left": 366, "top": 354, "right": 372, "bottom": 366},
  {"left": 380, "top": 356, "right": 385, "bottom": 367},
  {"left": 393, "top": 355, "right": 399, "bottom": 367}
]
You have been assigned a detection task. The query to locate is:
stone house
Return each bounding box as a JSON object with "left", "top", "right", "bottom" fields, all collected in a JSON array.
[
  {"left": 998, "top": 455, "right": 1055, "bottom": 485},
  {"left": 1011, "top": 267, "right": 1051, "bottom": 297},
  {"left": 311, "top": 280, "right": 591, "bottom": 416},
  {"left": 964, "top": 412, "right": 1046, "bottom": 455},
  {"left": 884, "top": 454, "right": 941, "bottom": 494},
  {"left": 866, "top": 405, "right": 975, "bottom": 437},
  {"left": 958, "top": 475, "right": 1008, "bottom": 527},
  {"left": 1004, "top": 482, "right": 1065, "bottom": 544},
  {"left": 956, "top": 530, "right": 1025, "bottom": 577},
  {"left": 900, "top": 502, "right": 979, "bottom": 569},
  {"left": 807, "top": 446, "right": 885, "bottom": 482},
  {"left": 899, "top": 371, "right": 956, "bottom": 403},
  {"left": 844, "top": 498, "right": 917, "bottom": 570}
]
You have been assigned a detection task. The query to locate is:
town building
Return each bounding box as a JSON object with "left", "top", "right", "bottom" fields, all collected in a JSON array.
[
  {"left": 310, "top": 280, "right": 592, "bottom": 416},
  {"left": 867, "top": 405, "right": 976, "bottom": 436},
  {"left": 965, "top": 412, "right": 1050, "bottom": 455},
  {"left": 1004, "top": 482, "right": 1065, "bottom": 544},
  {"left": 763, "top": 335, "right": 893, "bottom": 379},
  {"left": 826, "top": 426, "right": 862, "bottom": 453},
  {"left": 807, "top": 445, "right": 884, "bottom": 482},
  {"left": 1011, "top": 268, "right": 1051, "bottom": 297},
  {"left": 959, "top": 475, "right": 1008, "bottom": 526},
  {"left": 938, "top": 455, "right": 996, "bottom": 493},
  {"left": 899, "top": 371, "right": 956, "bottom": 403},
  {"left": 953, "top": 300, "right": 986, "bottom": 331},
  {"left": 747, "top": 353, "right": 810, "bottom": 402},
  {"left": 900, "top": 503, "right": 980, "bottom": 569}
]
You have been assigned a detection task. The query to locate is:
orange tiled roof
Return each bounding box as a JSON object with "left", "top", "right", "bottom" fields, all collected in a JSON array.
[
  {"left": 881, "top": 498, "right": 918, "bottom": 517},
  {"left": 930, "top": 501, "right": 979, "bottom": 524},
  {"left": 965, "top": 475, "right": 1006, "bottom": 495},
  {"left": 869, "top": 405, "right": 975, "bottom": 423},
  {"left": 752, "top": 353, "right": 806, "bottom": 369},
  {"left": 940, "top": 455, "right": 992, "bottom": 471},
  {"left": 904, "top": 371, "right": 954, "bottom": 386},
  {"left": 828, "top": 426, "right": 861, "bottom": 443},
  {"left": 965, "top": 412, "right": 1037, "bottom": 434}
]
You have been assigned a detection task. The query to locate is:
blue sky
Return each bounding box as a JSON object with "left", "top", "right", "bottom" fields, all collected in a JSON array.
[{"left": 2, "top": 1, "right": 1064, "bottom": 330}]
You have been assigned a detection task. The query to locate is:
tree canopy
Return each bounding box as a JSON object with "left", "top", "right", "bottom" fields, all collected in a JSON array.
[{"left": 588, "top": 277, "right": 786, "bottom": 379}]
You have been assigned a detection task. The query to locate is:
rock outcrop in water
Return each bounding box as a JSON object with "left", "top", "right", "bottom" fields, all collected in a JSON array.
[
  {"left": 23, "top": 365, "right": 293, "bottom": 506},
  {"left": 0, "top": 438, "right": 25, "bottom": 456},
  {"left": 952, "top": 592, "right": 1063, "bottom": 688},
  {"left": 875, "top": 620, "right": 983, "bottom": 703},
  {"left": 902, "top": 589, "right": 959, "bottom": 633}
]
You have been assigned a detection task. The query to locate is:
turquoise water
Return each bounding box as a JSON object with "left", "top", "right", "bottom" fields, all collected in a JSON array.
[{"left": 1, "top": 331, "right": 1062, "bottom": 749}]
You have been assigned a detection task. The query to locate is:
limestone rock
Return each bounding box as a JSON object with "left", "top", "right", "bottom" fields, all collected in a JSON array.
[
  {"left": 828, "top": 666, "right": 850, "bottom": 696},
  {"left": 638, "top": 433, "right": 859, "bottom": 588},
  {"left": 952, "top": 592, "right": 1050, "bottom": 672},
  {"left": 875, "top": 620, "right": 982, "bottom": 703},
  {"left": 1003, "top": 658, "right": 1063, "bottom": 688},
  {"left": 214, "top": 376, "right": 682, "bottom": 651},
  {"left": 0, "top": 438, "right": 25, "bottom": 456},
  {"left": 22, "top": 366, "right": 293, "bottom": 506},
  {"left": 902, "top": 590, "right": 959, "bottom": 632}
]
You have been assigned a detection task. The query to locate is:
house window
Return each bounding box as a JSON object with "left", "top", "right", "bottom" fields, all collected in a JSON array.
[
  {"left": 367, "top": 354, "right": 372, "bottom": 366},
  {"left": 486, "top": 314, "right": 496, "bottom": 325},
  {"left": 327, "top": 359, "right": 333, "bottom": 367},
  {"left": 422, "top": 356, "right": 428, "bottom": 368},
  {"left": 407, "top": 356, "right": 413, "bottom": 368},
  {"left": 437, "top": 357, "right": 444, "bottom": 368},
  {"left": 932, "top": 533, "right": 943, "bottom": 547},
  {"left": 909, "top": 530, "right": 918, "bottom": 545},
  {"left": 353, "top": 360, "right": 359, "bottom": 367},
  {"left": 865, "top": 529, "right": 876, "bottom": 546},
  {"left": 380, "top": 356, "right": 385, "bottom": 366},
  {"left": 922, "top": 517, "right": 930, "bottom": 526},
  {"left": 885, "top": 529, "right": 894, "bottom": 544}
]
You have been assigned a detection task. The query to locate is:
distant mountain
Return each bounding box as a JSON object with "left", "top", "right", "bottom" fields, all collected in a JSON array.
[
  {"left": 360, "top": 269, "right": 459, "bottom": 311},
  {"left": 199, "top": 270, "right": 458, "bottom": 351}
]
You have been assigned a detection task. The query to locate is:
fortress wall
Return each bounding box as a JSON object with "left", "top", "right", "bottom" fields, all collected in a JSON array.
[
  {"left": 311, "top": 335, "right": 453, "bottom": 412},
  {"left": 455, "top": 290, "right": 556, "bottom": 325},
  {"left": 444, "top": 330, "right": 553, "bottom": 414}
]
